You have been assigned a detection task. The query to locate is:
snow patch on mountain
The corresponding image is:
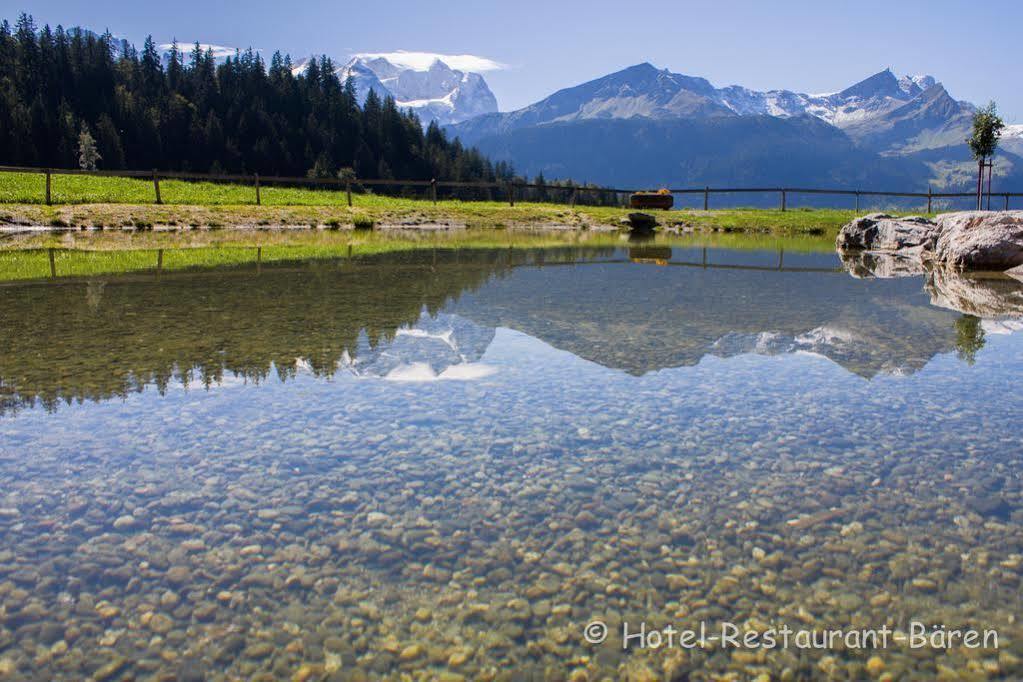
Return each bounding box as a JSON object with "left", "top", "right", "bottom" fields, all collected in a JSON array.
[
  {"left": 715, "top": 69, "right": 944, "bottom": 128},
  {"left": 292, "top": 54, "right": 498, "bottom": 125},
  {"left": 354, "top": 51, "right": 505, "bottom": 73},
  {"left": 159, "top": 42, "right": 238, "bottom": 61}
]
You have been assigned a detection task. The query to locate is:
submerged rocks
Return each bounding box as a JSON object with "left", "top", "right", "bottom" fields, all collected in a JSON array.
[{"left": 837, "top": 210, "right": 1023, "bottom": 271}]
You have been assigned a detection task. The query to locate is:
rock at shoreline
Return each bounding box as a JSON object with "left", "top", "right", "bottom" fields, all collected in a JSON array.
[
  {"left": 837, "top": 211, "right": 1023, "bottom": 271},
  {"left": 835, "top": 213, "right": 939, "bottom": 253},
  {"left": 621, "top": 212, "right": 657, "bottom": 231},
  {"left": 933, "top": 211, "right": 1023, "bottom": 270}
]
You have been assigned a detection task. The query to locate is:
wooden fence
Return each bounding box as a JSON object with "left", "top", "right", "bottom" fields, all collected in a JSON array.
[{"left": 2, "top": 165, "right": 1021, "bottom": 212}]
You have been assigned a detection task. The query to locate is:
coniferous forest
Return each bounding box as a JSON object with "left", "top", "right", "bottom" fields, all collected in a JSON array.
[{"left": 0, "top": 14, "right": 514, "bottom": 182}]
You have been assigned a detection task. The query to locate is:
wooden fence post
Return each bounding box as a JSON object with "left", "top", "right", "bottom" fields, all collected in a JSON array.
[
  {"left": 855, "top": 192, "right": 860, "bottom": 213},
  {"left": 703, "top": 186, "right": 709, "bottom": 211},
  {"left": 48, "top": 247, "right": 56, "bottom": 278},
  {"left": 152, "top": 169, "right": 162, "bottom": 204},
  {"left": 780, "top": 189, "right": 787, "bottom": 212},
  {"left": 157, "top": 248, "right": 163, "bottom": 272},
  {"left": 927, "top": 186, "right": 932, "bottom": 214},
  {"left": 570, "top": 186, "right": 577, "bottom": 208},
  {"left": 254, "top": 173, "right": 261, "bottom": 205},
  {"left": 430, "top": 178, "right": 437, "bottom": 205},
  {"left": 256, "top": 246, "right": 262, "bottom": 273},
  {"left": 45, "top": 169, "right": 52, "bottom": 205},
  {"left": 346, "top": 181, "right": 352, "bottom": 207},
  {"left": 508, "top": 182, "right": 515, "bottom": 207}
]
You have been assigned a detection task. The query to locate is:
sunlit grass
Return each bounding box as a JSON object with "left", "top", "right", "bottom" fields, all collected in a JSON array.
[{"left": 0, "top": 171, "right": 865, "bottom": 234}]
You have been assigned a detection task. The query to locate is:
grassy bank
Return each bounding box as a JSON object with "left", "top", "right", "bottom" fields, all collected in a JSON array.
[
  {"left": 0, "top": 170, "right": 865, "bottom": 235},
  {"left": 0, "top": 228, "right": 836, "bottom": 283}
]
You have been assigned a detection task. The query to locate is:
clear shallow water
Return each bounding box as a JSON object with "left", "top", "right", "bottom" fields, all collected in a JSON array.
[{"left": 1, "top": 245, "right": 1023, "bottom": 681}]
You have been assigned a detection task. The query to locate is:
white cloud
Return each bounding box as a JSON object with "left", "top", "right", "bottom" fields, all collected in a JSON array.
[
  {"left": 355, "top": 50, "right": 505, "bottom": 73},
  {"left": 159, "top": 43, "right": 240, "bottom": 59}
]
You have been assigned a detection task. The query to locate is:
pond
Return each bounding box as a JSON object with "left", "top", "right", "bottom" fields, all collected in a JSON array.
[{"left": 1, "top": 240, "right": 1022, "bottom": 680}]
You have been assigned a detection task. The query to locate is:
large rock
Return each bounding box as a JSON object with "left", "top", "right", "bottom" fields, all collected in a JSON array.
[
  {"left": 835, "top": 213, "right": 939, "bottom": 253},
  {"left": 933, "top": 211, "right": 1023, "bottom": 270}
]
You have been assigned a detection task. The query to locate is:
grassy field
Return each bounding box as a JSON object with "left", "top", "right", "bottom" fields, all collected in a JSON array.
[
  {"left": 0, "top": 228, "right": 836, "bottom": 283},
  {"left": 0, "top": 169, "right": 870, "bottom": 234}
]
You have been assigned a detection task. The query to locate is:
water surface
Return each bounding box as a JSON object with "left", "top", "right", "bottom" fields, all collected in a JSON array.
[{"left": 1, "top": 244, "right": 1022, "bottom": 680}]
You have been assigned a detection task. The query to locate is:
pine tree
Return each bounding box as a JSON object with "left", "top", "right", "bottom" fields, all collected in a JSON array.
[
  {"left": 77, "top": 125, "right": 101, "bottom": 169},
  {"left": 0, "top": 13, "right": 517, "bottom": 184}
]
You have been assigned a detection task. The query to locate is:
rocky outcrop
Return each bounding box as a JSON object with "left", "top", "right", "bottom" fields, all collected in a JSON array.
[
  {"left": 835, "top": 213, "right": 939, "bottom": 253},
  {"left": 933, "top": 211, "right": 1023, "bottom": 270},
  {"left": 837, "top": 211, "right": 1023, "bottom": 271}
]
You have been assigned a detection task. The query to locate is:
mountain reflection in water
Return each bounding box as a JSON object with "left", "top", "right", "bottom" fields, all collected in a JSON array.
[{"left": 3, "top": 246, "right": 1023, "bottom": 413}]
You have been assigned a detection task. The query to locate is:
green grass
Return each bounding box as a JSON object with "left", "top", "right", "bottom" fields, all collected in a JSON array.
[{"left": 0, "top": 170, "right": 869, "bottom": 234}]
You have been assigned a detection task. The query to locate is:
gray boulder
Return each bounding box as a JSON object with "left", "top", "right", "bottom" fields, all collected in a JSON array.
[
  {"left": 835, "top": 213, "right": 939, "bottom": 253},
  {"left": 933, "top": 211, "right": 1023, "bottom": 270}
]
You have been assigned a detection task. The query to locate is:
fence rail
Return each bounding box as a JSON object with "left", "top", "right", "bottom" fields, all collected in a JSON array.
[{"left": 1, "top": 165, "right": 1020, "bottom": 212}]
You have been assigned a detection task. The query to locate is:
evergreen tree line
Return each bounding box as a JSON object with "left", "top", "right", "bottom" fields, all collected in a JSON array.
[{"left": 0, "top": 13, "right": 515, "bottom": 183}]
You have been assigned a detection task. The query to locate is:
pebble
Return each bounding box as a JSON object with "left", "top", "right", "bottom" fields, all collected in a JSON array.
[
  {"left": 165, "top": 566, "right": 190, "bottom": 585},
  {"left": 148, "top": 613, "right": 174, "bottom": 634},
  {"left": 447, "top": 649, "right": 470, "bottom": 667},
  {"left": 92, "top": 657, "right": 128, "bottom": 681},
  {"left": 366, "top": 512, "right": 392, "bottom": 526},
  {"left": 112, "top": 515, "right": 137, "bottom": 530},
  {"left": 866, "top": 656, "right": 886, "bottom": 677},
  {"left": 399, "top": 644, "right": 424, "bottom": 661},
  {"left": 292, "top": 664, "right": 321, "bottom": 682}
]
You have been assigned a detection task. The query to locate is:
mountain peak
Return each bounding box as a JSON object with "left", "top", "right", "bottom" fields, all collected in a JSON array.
[
  {"left": 336, "top": 54, "right": 497, "bottom": 124},
  {"left": 837, "top": 69, "right": 904, "bottom": 100}
]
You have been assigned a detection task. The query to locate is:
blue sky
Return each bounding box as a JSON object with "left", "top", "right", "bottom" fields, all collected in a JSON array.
[{"left": 5, "top": 0, "right": 1022, "bottom": 121}]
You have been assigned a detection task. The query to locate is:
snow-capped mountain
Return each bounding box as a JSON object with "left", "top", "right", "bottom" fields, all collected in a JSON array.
[
  {"left": 451, "top": 63, "right": 972, "bottom": 152},
  {"left": 716, "top": 69, "right": 942, "bottom": 130},
  {"left": 294, "top": 54, "right": 498, "bottom": 125},
  {"left": 448, "top": 62, "right": 1021, "bottom": 194}
]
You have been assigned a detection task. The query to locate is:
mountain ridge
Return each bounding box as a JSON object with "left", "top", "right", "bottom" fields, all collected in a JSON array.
[
  {"left": 447, "top": 63, "right": 1019, "bottom": 194},
  {"left": 292, "top": 54, "right": 498, "bottom": 125}
]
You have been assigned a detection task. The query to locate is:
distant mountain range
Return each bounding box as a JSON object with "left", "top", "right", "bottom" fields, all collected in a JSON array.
[
  {"left": 292, "top": 54, "right": 497, "bottom": 125},
  {"left": 153, "top": 36, "right": 1021, "bottom": 194},
  {"left": 447, "top": 63, "right": 1022, "bottom": 196}
]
